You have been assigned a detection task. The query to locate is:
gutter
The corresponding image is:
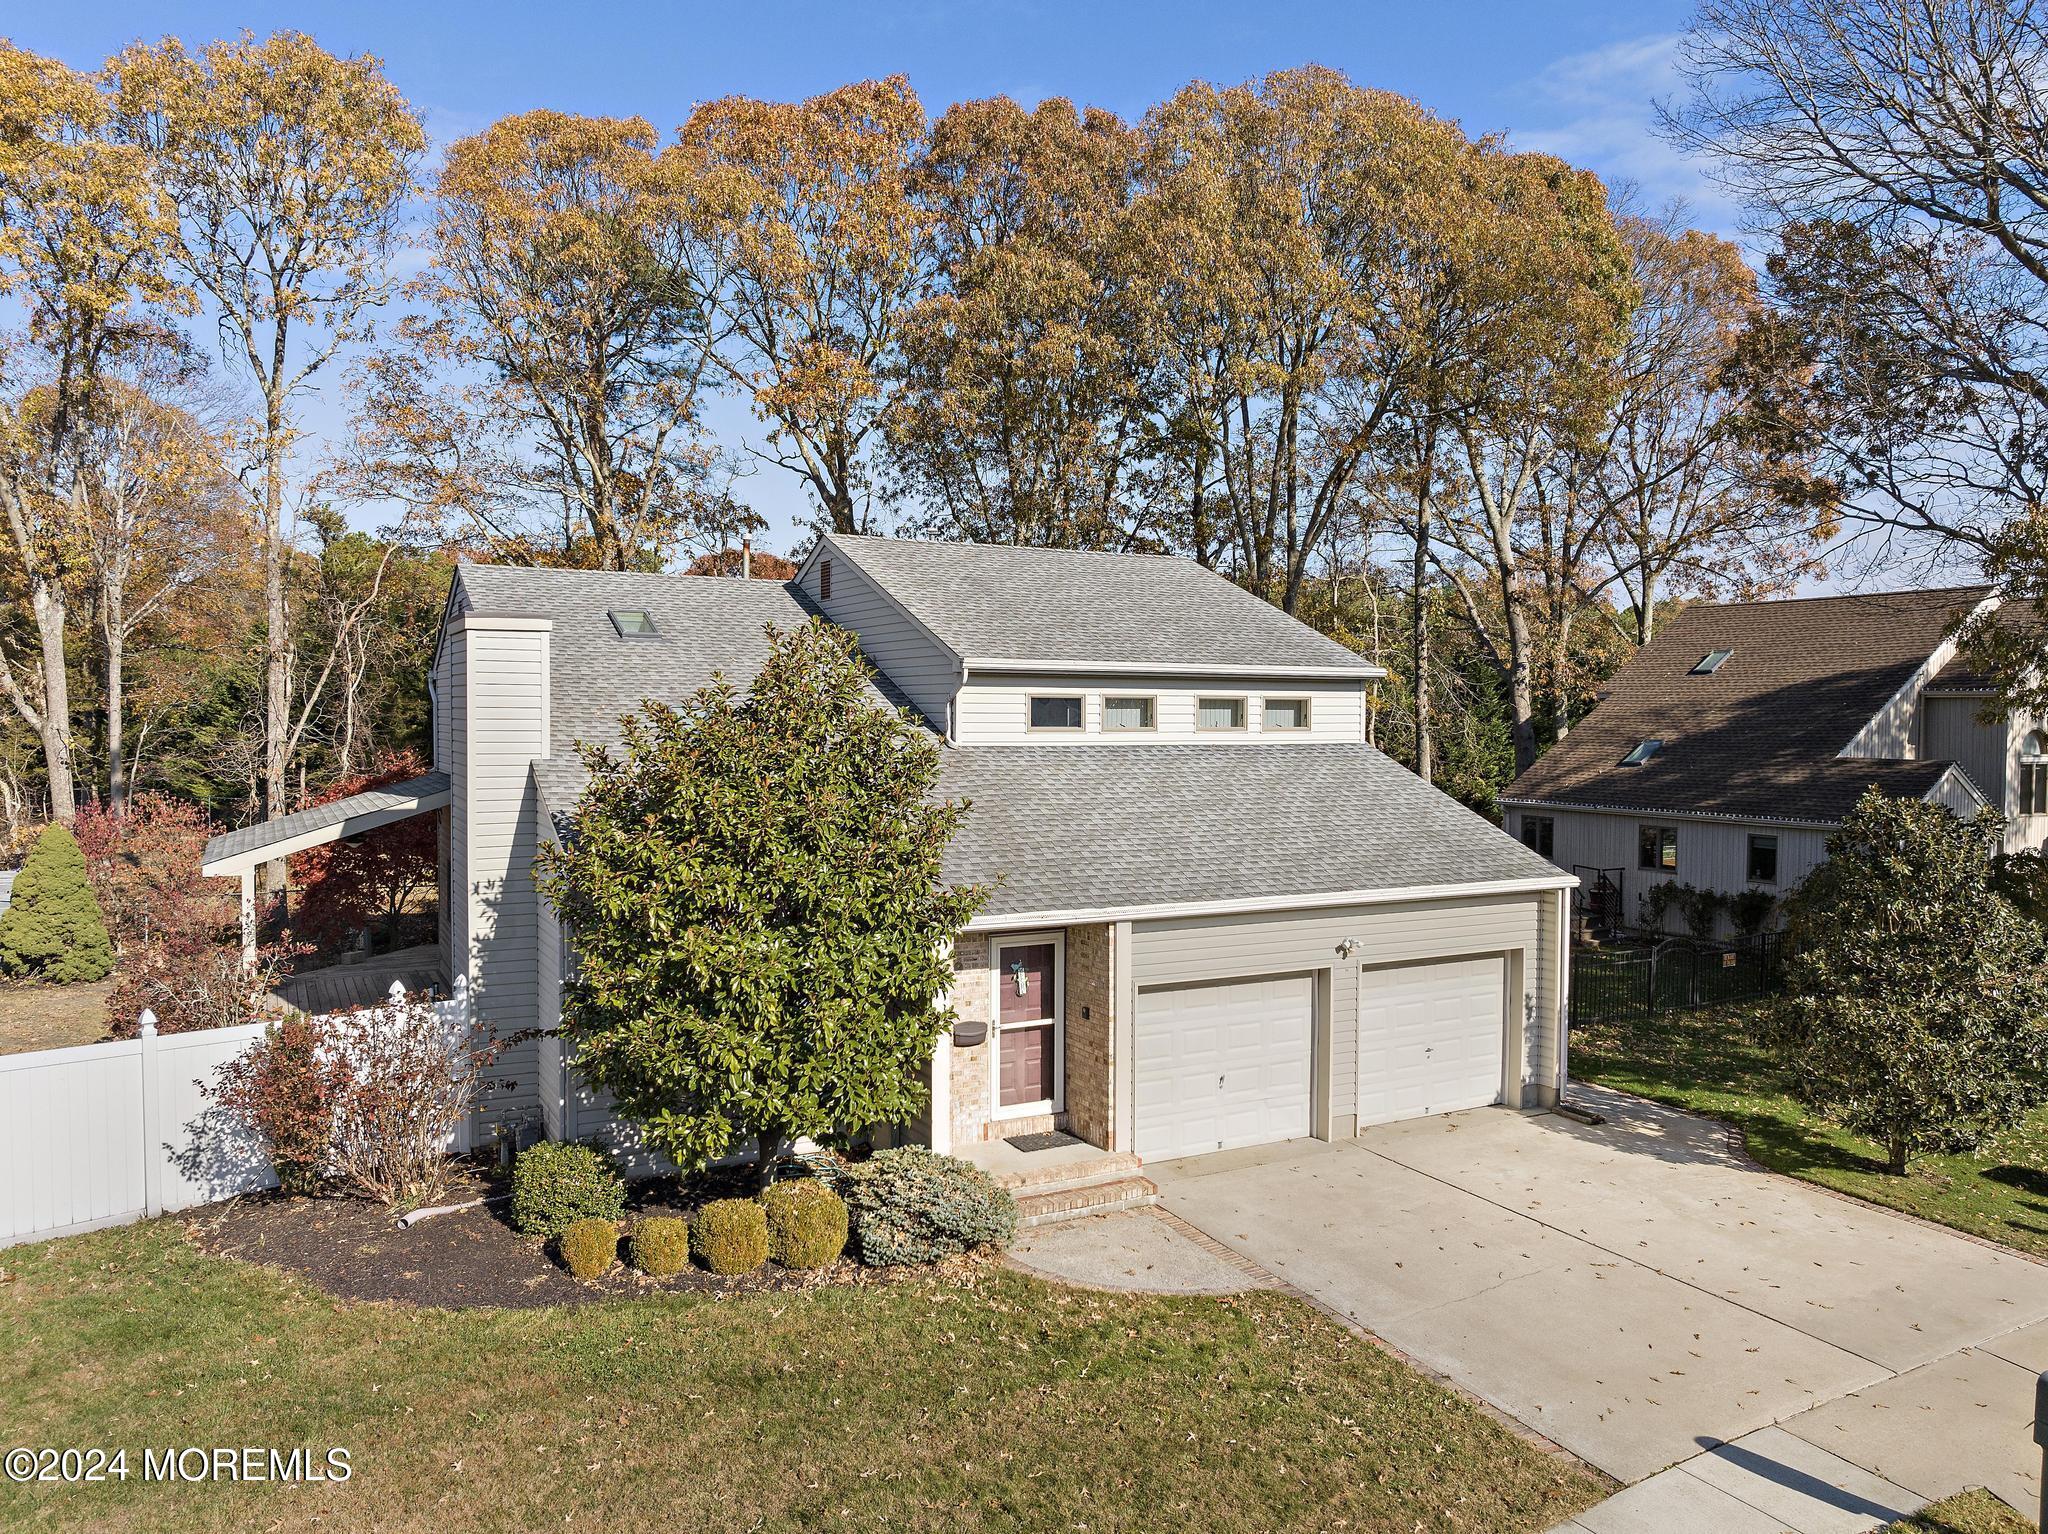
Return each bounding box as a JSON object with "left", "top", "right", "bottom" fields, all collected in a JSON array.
[
  {"left": 961, "top": 656, "right": 1385, "bottom": 680},
  {"left": 961, "top": 873, "right": 1577, "bottom": 933}
]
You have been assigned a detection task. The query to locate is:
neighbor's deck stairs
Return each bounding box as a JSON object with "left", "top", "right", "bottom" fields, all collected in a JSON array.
[{"left": 993, "top": 1149, "right": 1160, "bottom": 1228}]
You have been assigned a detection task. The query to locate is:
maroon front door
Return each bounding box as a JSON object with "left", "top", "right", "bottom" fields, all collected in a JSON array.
[{"left": 997, "top": 941, "right": 1058, "bottom": 1110}]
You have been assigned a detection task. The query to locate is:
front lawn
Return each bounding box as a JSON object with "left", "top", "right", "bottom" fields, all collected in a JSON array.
[
  {"left": 0, "top": 976, "right": 113, "bottom": 1055},
  {"left": 0, "top": 1218, "right": 1607, "bottom": 1533},
  {"left": 1573, "top": 1002, "right": 2048, "bottom": 1258}
]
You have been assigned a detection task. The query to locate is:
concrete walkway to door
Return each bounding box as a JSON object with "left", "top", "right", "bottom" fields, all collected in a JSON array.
[{"left": 1149, "top": 1085, "right": 2048, "bottom": 1526}]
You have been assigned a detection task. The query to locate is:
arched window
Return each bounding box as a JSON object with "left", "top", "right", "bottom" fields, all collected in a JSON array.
[{"left": 2023, "top": 732, "right": 2048, "bottom": 816}]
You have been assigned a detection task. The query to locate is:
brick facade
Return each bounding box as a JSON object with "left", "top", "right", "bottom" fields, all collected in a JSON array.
[
  {"left": 1063, "top": 923, "right": 1115, "bottom": 1148},
  {"left": 944, "top": 924, "right": 1116, "bottom": 1149}
]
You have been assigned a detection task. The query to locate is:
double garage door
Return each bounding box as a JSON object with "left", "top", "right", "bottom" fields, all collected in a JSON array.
[{"left": 1133, "top": 956, "right": 1506, "bottom": 1162}]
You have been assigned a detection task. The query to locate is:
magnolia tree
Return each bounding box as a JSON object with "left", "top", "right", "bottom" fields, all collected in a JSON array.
[
  {"left": 1764, "top": 790, "right": 2048, "bottom": 1175},
  {"left": 535, "top": 620, "right": 986, "bottom": 1183}
]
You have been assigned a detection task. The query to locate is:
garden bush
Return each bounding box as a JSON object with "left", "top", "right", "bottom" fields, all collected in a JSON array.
[
  {"left": 763, "top": 1178, "right": 848, "bottom": 1268},
  {"left": 629, "top": 1216, "right": 692, "bottom": 1277},
  {"left": 0, "top": 823, "right": 113, "bottom": 982},
  {"left": 691, "top": 1197, "right": 769, "bottom": 1274},
  {"left": 511, "top": 1141, "right": 625, "bottom": 1238},
  {"left": 556, "top": 1217, "right": 618, "bottom": 1279},
  {"left": 209, "top": 1015, "right": 343, "bottom": 1195},
  {"left": 841, "top": 1147, "right": 1016, "bottom": 1267}
]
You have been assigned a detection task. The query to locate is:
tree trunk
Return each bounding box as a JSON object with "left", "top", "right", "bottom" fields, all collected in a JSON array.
[
  {"left": 28, "top": 579, "right": 75, "bottom": 824},
  {"left": 754, "top": 1130, "right": 789, "bottom": 1191},
  {"left": 1411, "top": 483, "right": 1434, "bottom": 786},
  {"left": 262, "top": 387, "right": 290, "bottom": 895},
  {"left": 1886, "top": 1135, "right": 1910, "bottom": 1177},
  {"left": 1505, "top": 599, "right": 1538, "bottom": 777},
  {"left": 104, "top": 593, "right": 127, "bottom": 811}
]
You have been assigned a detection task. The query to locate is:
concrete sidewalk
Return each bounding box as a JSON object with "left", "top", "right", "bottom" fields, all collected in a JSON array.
[{"left": 1149, "top": 1087, "right": 2048, "bottom": 1528}]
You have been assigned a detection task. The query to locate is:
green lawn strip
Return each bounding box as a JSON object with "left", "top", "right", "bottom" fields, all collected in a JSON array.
[
  {"left": 1885, "top": 1489, "right": 2036, "bottom": 1533},
  {"left": 1572, "top": 1003, "right": 2048, "bottom": 1260},
  {"left": 0, "top": 1219, "right": 1608, "bottom": 1533}
]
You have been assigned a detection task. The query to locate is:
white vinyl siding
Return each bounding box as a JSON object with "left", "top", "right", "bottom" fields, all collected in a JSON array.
[
  {"left": 798, "top": 549, "right": 958, "bottom": 726},
  {"left": 1531, "top": 807, "right": 1831, "bottom": 930},
  {"left": 953, "top": 674, "right": 1368, "bottom": 743},
  {"left": 1127, "top": 891, "right": 1559, "bottom": 1140},
  {"left": 457, "top": 619, "right": 551, "bottom": 1137},
  {"left": 1923, "top": 695, "right": 2010, "bottom": 815}
]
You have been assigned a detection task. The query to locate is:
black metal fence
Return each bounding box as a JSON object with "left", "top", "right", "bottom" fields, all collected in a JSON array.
[{"left": 1569, "top": 932, "right": 1784, "bottom": 1026}]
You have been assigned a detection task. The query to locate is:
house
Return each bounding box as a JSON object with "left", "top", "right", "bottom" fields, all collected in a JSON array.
[
  {"left": 1501, "top": 585, "right": 2047, "bottom": 934},
  {"left": 204, "top": 534, "right": 1574, "bottom": 1180}
]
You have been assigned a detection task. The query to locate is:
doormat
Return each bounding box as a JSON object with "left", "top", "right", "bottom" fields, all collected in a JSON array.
[{"left": 1004, "top": 1130, "right": 1083, "bottom": 1153}]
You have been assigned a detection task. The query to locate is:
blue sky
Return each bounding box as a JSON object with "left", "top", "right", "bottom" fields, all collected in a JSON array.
[{"left": 15, "top": 0, "right": 1722, "bottom": 555}]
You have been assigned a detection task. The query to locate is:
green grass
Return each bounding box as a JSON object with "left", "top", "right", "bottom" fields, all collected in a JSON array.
[
  {"left": 0, "top": 1220, "right": 1608, "bottom": 1534},
  {"left": 1886, "top": 1489, "right": 2035, "bottom": 1533},
  {"left": 1573, "top": 1002, "right": 2048, "bottom": 1258}
]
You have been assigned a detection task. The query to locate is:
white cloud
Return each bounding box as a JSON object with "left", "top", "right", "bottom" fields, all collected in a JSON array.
[{"left": 1508, "top": 31, "right": 1744, "bottom": 237}]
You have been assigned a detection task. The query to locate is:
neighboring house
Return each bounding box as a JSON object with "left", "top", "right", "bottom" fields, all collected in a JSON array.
[
  {"left": 1502, "top": 585, "right": 2047, "bottom": 934},
  {"left": 204, "top": 535, "right": 1573, "bottom": 1173}
]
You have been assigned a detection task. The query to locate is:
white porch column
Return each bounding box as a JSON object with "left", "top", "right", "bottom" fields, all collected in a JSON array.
[{"left": 239, "top": 871, "right": 256, "bottom": 969}]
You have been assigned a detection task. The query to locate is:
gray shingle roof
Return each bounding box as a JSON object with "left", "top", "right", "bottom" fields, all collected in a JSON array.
[
  {"left": 456, "top": 565, "right": 923, "bottom": 752},
  {"left": 822, "top": 534, "right": 1378, "bottom": 674},
  {"left": 201, "top": 771, "right": 450, "bottom": 870},
  {"left": 529, "top": 742, "right": 1566, "bottom": 921},
  {"left": 1504, "top": 586, "right": 1995, "bottom": 824}
]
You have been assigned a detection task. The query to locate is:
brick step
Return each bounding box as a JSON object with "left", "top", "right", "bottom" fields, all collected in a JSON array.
[
  {"left": 991, "top": 1149, "right": 1144, "bottom": 1192},
  {"left": 1014, "top": 1174, "right": 1160, "bottom": 1228}
]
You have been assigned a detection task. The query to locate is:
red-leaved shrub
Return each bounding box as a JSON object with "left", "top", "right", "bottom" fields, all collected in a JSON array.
[
  {"left": 291, "top": 750, "right": 439, "bottom": 954},
  {"left": 208, "top": 1014, "right": 345, "bottom": 1195}
]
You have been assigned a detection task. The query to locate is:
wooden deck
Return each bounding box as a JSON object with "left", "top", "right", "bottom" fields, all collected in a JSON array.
[{"left": 268, "top": 943, "right": 448, "bottom": 1016}]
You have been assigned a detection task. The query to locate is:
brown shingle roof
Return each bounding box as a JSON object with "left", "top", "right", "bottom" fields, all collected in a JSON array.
[{"left": 1504, "top": 585, "right": 1991, "bottom": 824}]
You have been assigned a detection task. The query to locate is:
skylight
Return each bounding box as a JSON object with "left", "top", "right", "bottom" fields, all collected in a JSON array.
[
  {"left": 1620, "top": 739, "right": 1663, "bottom": 766},
  {"left": 609, "top": 609, "right": 659, "bottom": 639},
  {"left": 1691, "top": 649, "right": 1733, "bottom": 674}
]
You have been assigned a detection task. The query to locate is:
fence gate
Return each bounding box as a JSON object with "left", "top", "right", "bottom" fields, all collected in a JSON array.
[{"left": 1568, "top": 933, "right": 1781, "bottom": 1027}]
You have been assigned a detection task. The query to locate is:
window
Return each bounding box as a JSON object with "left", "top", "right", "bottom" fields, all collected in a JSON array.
[
  {"left": 1638, "top": 824, "right": 1678, "bottom": 872},
  {"left": 1520, "top": 814, "right": 1555, "bottom": 859},
  {"left": 1197, "top": 697, "right": 1247, "bottom": 731},
  {"left": 1101, "top": 695, "right": 1155, "bottom": 731},
  {"left": 1747, "top": 833, "right": 1779, "bottom": 884},
  {"left": 1620, "top": 739, "right": 1664, "bottom": 766},
  {"left": 819, "top": 558, "right": 832, "bottom": 600},
  {"left": 608, "top": 609, "right": 658, "bottom": 639},
  {"left": 2024, "top": 731, "right": 2048, "bottom": 816},
  {"left": 1028, "top": 695, "right": 1084, "bottom": 731},
  {"left": 1263, "top": 697, "right": 1311, "bottom": 731},
  {"left": 1691, "top": 649, "right": 1734, "bottom": 675}
]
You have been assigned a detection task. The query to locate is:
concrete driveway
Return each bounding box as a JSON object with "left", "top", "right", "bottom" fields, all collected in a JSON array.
[{"left": 1149, "top": 1084, "right": 2048, "bottom": 1516}]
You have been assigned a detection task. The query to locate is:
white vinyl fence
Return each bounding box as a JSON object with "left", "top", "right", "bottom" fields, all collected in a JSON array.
[{"left": 0, "top": 978, "right": 470, "bottom": 1249}]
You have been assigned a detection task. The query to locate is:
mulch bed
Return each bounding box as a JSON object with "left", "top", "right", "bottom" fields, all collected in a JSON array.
[{"left": 188, "top": 1162, "right": 893, "bottom": 1309}]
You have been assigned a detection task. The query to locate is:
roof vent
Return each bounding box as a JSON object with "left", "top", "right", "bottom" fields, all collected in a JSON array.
[
  {"left": 819, "top": 558, "right": 833, "bottom": 600},
  {"left": 608, "top": 609, "right": 659, "bottom": 639},
  {"left": 1691, "top": 649, "right": 1733, "bottom": 674},
  {"left": 1620, "top": 739, "right": 1663, "bottom": 766}
]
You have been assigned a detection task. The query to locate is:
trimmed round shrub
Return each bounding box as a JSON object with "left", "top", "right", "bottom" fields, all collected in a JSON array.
[
  {"left": 763, "top": 1179, "right": 848, "bottom": 1269},
  {"left": 629, "top": 1216, "right": 692, "bottom": 1278},
  {"left": 691, "top": 1197, "right": 769, "bottom": 1275},
  {"left": 510, "top": 1141, "right": 625, "bottom": 1238},
  {"left": 556, "top": 1217, "right": 618, "bottom": 1279},
  {"left": 841, "top": 1147, "right": 1017, "bottom": 1267},
  {"left": 0, "top": 823, "right": 113, "bottom": 983}
]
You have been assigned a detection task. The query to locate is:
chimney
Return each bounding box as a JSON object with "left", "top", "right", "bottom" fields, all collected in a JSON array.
[{"left": 741, "top": 537, "right": 752, "bottom": 580}]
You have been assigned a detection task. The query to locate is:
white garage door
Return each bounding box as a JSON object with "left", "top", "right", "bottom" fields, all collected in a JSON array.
[
  {"left": 1357, "top": 955, "right": 1506, "bottom": 1127},
  {"left": 1135, "top": 973, "right": 1313, "bottom": 1162}
]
